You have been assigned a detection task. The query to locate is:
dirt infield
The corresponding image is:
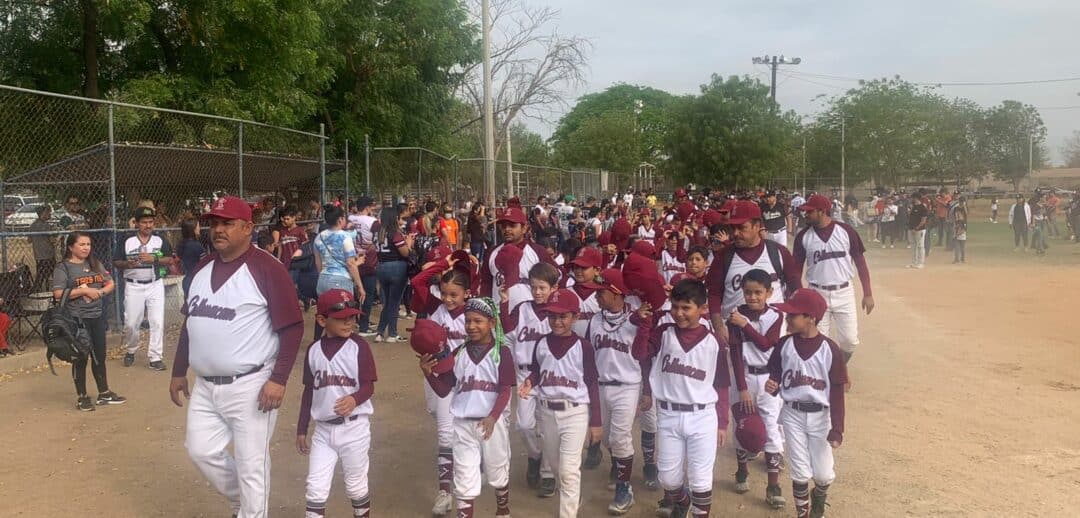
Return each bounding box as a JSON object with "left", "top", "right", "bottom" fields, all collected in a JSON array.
[{"left": 1, "top": 245, "right": 1079, "bottom": 517}]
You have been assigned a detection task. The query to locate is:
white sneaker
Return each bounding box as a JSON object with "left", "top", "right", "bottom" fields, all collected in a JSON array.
[
  {"left": 432, "top": 490, "right": 453, "bottom": 515},
  {"left": 373, "top": 335, "right": 385, "bottom": 343},
  {"left": 358, "top": 331, "right": 377, "bottom": 338},
  {"left": 386, "top": 336, "right": 408, "bottom": 343}
]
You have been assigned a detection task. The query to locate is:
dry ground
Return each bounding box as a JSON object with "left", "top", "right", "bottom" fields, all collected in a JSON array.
[{"left": 1, "top": 232, "right": 1079, "bottom": 517}]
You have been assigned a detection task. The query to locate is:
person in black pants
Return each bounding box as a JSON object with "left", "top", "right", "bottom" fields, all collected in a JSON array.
[{"left": 53, "top": 231, "right": 126, "bottom": 411}]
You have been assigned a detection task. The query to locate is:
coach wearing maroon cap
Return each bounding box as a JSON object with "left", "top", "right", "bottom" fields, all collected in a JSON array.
[
  {"left": 707, "top": 200, "right": 801, "bottom": 341},
  {"left": 480, "top": 205, "right": 554, "bottom": 307},
  {"left": 793, "top": 194, "right": 874, "bottom": 364},
  {"left": 169, "top": 196, "right": 304, "bottom": 518}
]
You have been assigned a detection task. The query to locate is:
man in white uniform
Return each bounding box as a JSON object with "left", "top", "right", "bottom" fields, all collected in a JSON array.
[
  {"left": 169, "top": 197, "right": 304, "bottom": 518},
  {"left": 114, "top": 206, "right": 173, "bottom": 371}
]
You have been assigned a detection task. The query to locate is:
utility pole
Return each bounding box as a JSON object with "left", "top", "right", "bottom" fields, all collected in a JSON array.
[
  {"left": 751, "top": 54, "right": 801, "bottom": 106},
  {"left": 506, "top": 125, "right": 514, "bottom": 197},
  {"left": 801, "top": 134, "right": 806, "bottom": 192},
  {"left": 1028, "top": 131, "right": 1034, "bottom": 177},
  {"left": 841, "top": 117, "right": 846, "bottom": 204},
  {"left": 482, "top": 0, "right": 496, "bottom": 204}
]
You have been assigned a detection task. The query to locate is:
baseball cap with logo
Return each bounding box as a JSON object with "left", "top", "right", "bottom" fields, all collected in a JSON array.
[
  {"left": 732, "top": 404, "right": 767, "bottom": 454},
  {"left": 774, "top": 288, "right": 827, "bottom": 322},
  {"left": 317, "top": 289, "right": 363, "bottom": 319},
  {"left": 409, "top": 319, "right": 454, "bottom": 374},
  {"left": 497, "top": 206, "right": 527, "bottom": 225},
  {"left": 727, "top": 200, "right": 763, "bottom": 226},
  {"left": 570, "top": 246, "right": 603, "bottom": 269},
  {"left": 798, "top": 194, "right": 831, "bottom": 213},
  {"left": 594, "top": 269, "right": 629, "bottom": 295},
  {"left": 201, "top": 196, "right": 253, "bottom": 222},
  {"left": 630, "top": 240, "right": 657, "bottom": 260},
  {"left": 610, "top": 218, "right": 633, "bottom": 250},
  {"left": 493, "top": 244, "right": 523, "bottom": 287},
  {"left": 542, "top": 288, "right": 581, "bottom": 316},
  {"left": 132, "top": 206, "right": 157, "bottom": 220}
]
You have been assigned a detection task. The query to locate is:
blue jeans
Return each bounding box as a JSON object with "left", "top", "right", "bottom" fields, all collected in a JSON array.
[
  {"left": 471, "top": 241, "right": 486, "bottom": 264},
  {"left": 315, "top": 274, "right": 355, "bottom": 340},
  {"left": 375, "top": 260, "right": 408, "bottom": 338},
  {"left": 357, "top": 272, "right": 378, "bottom": 333}
]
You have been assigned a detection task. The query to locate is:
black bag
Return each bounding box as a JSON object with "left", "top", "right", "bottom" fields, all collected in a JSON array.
[{"left": 42, "top": 287, "right": 90, "bottom": 376}]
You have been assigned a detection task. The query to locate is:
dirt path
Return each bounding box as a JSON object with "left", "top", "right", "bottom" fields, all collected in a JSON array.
[{"left": 1, "top": 247, "right": 1078, "bottom": 517}]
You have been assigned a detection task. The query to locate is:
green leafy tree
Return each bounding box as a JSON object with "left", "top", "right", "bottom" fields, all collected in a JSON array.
[
  {"left": 983, "top": 100, "right": 1047, "bottom": 191},
  {"left": 556, "top": 111, "right": 639, "bottom": 175},
  {"left": 551, "top": 83, "right": 676, "bottom": 168},
  {"left": 1061, "top": 131, "right": 1080, "bottom": 168}
]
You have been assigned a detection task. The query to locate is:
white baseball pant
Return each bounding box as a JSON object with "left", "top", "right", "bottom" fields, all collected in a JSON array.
[
  {"left": 305, "top": 416, "right": 371, "bottom": 515},
  {"left": 424, "top": 381, "right": 454, "bottom": 447},
  {"left": 780, "top": 404, "right": 835, "bottom": 485},
  {"left": 730, "top": 373, "right": 784, "bottom": 453},
  {"left": 812, "top": 284, "right": 859, "bottom": 354},
  {"left": 515, "top": 366, "right": 553, "bottom": 478},
  {"left": 453, "top": 414, "right": 511, "bottom": 499},
  {"left": 599, "top": 383, "right": 641, "bottom": 459},
  {"left": 656, "top": 407, "right": 718, "bottom": 493},
  {"left": 639, "top": 401, "right": 657, "bottom": 434},
  {"left": 185, "top": 369, "right": 276, "bottom": 518},
  {"left": 768, "top": 230, "right": 788, "bottom": 248},
  {"left": 537, "top": 402, "right": 589, "bottom": 518},
  {"left": 124, "top": 279, "right": 165, "bottom": 362}
]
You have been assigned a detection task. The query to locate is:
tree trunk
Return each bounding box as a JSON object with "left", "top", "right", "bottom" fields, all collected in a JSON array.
[{"left": 81, "top": 0, "right": 100, "bottom": 98}]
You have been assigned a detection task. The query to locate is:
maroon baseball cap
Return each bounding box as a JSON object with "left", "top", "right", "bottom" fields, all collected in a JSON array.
[
  {"left": 719, "top": 199, "right": 737, "bottom": 214},
  {"left": 409, "top": 320, "right": 454, "bottom": 375},
  {"left": 774, "top": 288, "right": 827, "bottom": 321},
  {"left": 425, "top": 243, "right": 453, "bottom": 263},
  {"left": 675, "top": 201, "right": 696, "bottom": 222},
  {"left": 506, "top": 196, "right": 523, "bottom": 208},
  {"left": 702, "top": 208, "right": 725, "bottom": 227},
  {"left": 623, "top": 254, "right": 668, "bottom": 309},
  {"left": 317, "top": 289, "right": 362, "bottom": 319},
  {"left": 630, "top": 240, "right": 657, "bottom": 260},
  {"left": 611, "top": 218, "right": 632, "bottom": 250},
  {"left": 497, "top": 206, "right": 527, "bottom": 225},
  {"left": 732, "top": 404, "right": 767, "bottom": 454},
  {"left": 542, "top": 288, "right": 580, "bottom": 315},
  {"left": 727, "top": 200, "right": 763, "bottom": 226},
  {"left": 570, "top": 246, "right": 603, "bottom": 269},
  {"left": 594, "top": 268, "right": 629, "bottom": 295},
  {"left": 798, "top": 194, "right": 831, "bottom": 213},
  {"left": 493, "top": 245, "right": 523, "bottom": 286},
  {"left": 675, "top": 188, "right": 688, "bottom": 198},
  {"left": 598, "top": 231, "right": 613, "bottom": 247},
  {"left": 201, "top": 196, "right": 253, "bottom": 222}
]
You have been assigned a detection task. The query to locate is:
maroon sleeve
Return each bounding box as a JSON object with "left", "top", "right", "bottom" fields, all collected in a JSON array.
[
  {"left": 503, "top": 301, "right": 524, "bottom": 333},
  {"left": 296, "top": 350, "right": 314, "bottom": 435},
  {"left": 630, "top": 313, "right": 659, "bottom": 360},
  {"left": 426, "top": 371, "right": 456, "bottom": 398},
  {"left": 479, "top": 245, "right": 494, "bottom": 297},
  {"left": 777, "top": 245, "right": 803, "bottom": 294},
  {"left": 350, "top": 337, "right": 377, "bottom": 406},
  {"left": 581, "top": 338, "right": 602, "bottom": 427},
  {"left": 410, "top": 260, "right": 448, "bottom": 313},
  {"left": 705, "top": 248, "right": 730, "bottom": 317},
  {"left": 639, "top": 356, "right": 652, "bottom": 396},
  {"left": 171, "top": 322, "right": 190, "bottom": 378},
  {"left": 842, "top": 223, "right": 872, "bottom": 297},
  {"left": 766, "top": 342, "right": 784, "bottom": 392},
  {"left": 713, "top": 351, "right": 731, "bottom": 430},
  {"left": 251, "top": 250, "right": 305, "bottom": 385},
  {"left": 728, "top": 324, "right": 747, "bottom": 391},
  {"left": 270, "top": 323, "right": 304, "bottom": 385},
  {"left": 741, "top": 319, "right": 781, "bottom": 352},
  {"left": 487, "top": 346, "right": 516, "bottom": 419},
  {"left": 526, "top": 340, "right": 541, "bottom": 387},
  {"left": 827, "top": 341, "right": 848, "bottom": 444},
  {"left": 792, "top": 228, "right": 808, "bottom": 279},
  {"left": 530, "top": 242, "right": 556, "bottom": 267}
]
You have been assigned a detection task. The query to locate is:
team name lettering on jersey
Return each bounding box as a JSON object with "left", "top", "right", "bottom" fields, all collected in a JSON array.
[
  {"left": 593, "top": 333, "right": 630, "bottom": 353},
  {"left": 539, "top": 369, "right": 580, "bottom": 389},
  {"left": 313, "top": 370, "right": 357, "bottom": 389},
  {"left": 458, "top": 375, "right": 499, "bottom": 393},
  {"left": 661, "top": 354, "right": 707, "bottom": 381},
  {"left": 811, "top": 250, "right": 848, "bottom": 264},
  {"left": 517, "top": 326, "right": 545, "bottom": 343},
  {"left": 187, "top": 296, "right": 237, "bottom": 321},
  {"left": 782, "top": 369, "right": 827, "bottom": 391}
]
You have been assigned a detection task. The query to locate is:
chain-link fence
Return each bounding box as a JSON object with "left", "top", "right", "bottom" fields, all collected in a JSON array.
[{"left": 0, "top": 84, "right": 340, "bottom": 347}]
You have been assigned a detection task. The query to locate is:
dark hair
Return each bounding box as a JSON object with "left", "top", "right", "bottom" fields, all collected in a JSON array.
[
  {"left": 588, "top": 207, "right": 601, "bottom": 218},
  {"left": 425, "top": 201, "right": 437, "bottom": 214},
  {"left": 324, "top": 204, "right": 345, "bottom": 227},
  {"left": 671, "top": 279, "right": 707, "bottom": 306},
  {"left": 528, "top": 262, "right": 561, "bottom": 287},
  {"left": 741, "top": 268, "right": 774, "bottom": 289},
  {"left": 686, "top": 245, "right": 710, "bottom": 262},
  {"left": 256, "top": 233, "right": 274, "bottom": 249},
  {"left": 63, "top": 231, "right": 105, "bottom": 273},
  {"left": 439, "top": 268, "right": 471, "bottom": 292},
  {"left": 36, "top": 205, "right": 51, "bottom": 217},
  {"left": 536, "top": 236, "right": 558, "bottom": 251},
  {"left": 180, "top": 218, "right": 199, "bottom": 241},
  {"left": 560, "top": 238, "right": 583, "bottom": 261},
  {"left": 280, "top": 205, "right": 299, "bottom": 218}
]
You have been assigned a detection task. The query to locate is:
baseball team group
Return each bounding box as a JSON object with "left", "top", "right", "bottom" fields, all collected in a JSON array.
[{"left": 52, "top": 185, "right": 874, "bottom": 518}]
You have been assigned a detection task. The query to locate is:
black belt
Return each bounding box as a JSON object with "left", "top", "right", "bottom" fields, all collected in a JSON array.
[
  {"left": 598, "top": 380, "right": 625, "bottom": 386},
  {"left": 126, "top": 278, "right": 155, "bottom": 285},
  {"left": 541, "top": 400, "right": 580, "bottom": 411},
  {"left": 747, "top": 365, "right": 770, "bottom": 375},
  {"left": 657, "top": 400, "right": 708, "bottom": 412},
  {"left": 810, "top": 281, "right": 849, "bottom": 291},
  {"left": 788, "top": 401, "right": 825, "bottom": 413},
  {"left": 203, "top": 365, "right": 264, "bottom": 385},
  {"left": 517, "top": 364, "right": 531, "bottom": 370},
  {"left": 323, "top": 414, "right": 360, "bottom": 425}
]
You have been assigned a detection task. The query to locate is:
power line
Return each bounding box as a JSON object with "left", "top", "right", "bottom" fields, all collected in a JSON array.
[
  {"left": 751, "top": 55, "right": 801, "bottom": 106},
  {"left": 784, "top": 70, "right": 1080, "bottom": 87}
]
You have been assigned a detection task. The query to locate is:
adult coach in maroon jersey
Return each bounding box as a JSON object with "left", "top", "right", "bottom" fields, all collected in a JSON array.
[{"left": 169, "top": 196, "right": 304, "bottom": 518}]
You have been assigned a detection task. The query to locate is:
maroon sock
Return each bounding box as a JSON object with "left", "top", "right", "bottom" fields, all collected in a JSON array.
[
  {"left": 736, "top": 448, "right": 750, "bottom": 473},
  {"left": 766, "top": 452, "right": 782, "bottom": 485},
  {"left": 793, "top": 481, "right": 810, "bottom": 518},
  {"left": 438, "top": 447, "right": 453, "bottom": 492},
  {"left": 456, "top": 498, "right": 474, "bottom": 518},
  {"left": 305, "top": 501, "right": 326, "bottom": 516},
  {"left": 350, "top": 495, "right": 370, "bottom": 518},
  {"left": 641, "top": 431, "right": 656, "bottom": 466},
  {"left": 615, "top": 456, "right": 633, "bottom": 482},
  {"left": 665, "top": 487, "right": 689, "bottom": 507},
  {"left": 690, "top": 490, "right": 712, "bottom": 517},
  {"left": 494, "top": 485, "right": 510, "bottom": 515}
]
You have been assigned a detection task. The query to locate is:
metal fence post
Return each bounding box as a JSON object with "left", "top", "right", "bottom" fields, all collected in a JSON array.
[
  {"left": 108, "top": 103, "right": 121, "bottom": 328},
  {"left": 364, "top": 134, "right": 371, "bottom": 196},
  {"left": 0, "top": 169, "right": 6, "bottom": 272},
  {"left": 417, "top": 149, "right": 423, "bottom": 200},
  {"left": 237, "top": 121, "right": 244, "bottom": 197},
  {"left": 344, "top": 139, "right": 350, "bottom": 202},
  {"left": 319, "top": 123, "right": 327, "bottom": 203}
]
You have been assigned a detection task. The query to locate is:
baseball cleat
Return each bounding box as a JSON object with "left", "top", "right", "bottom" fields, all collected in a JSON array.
[
  {"left": 538, "top": 478, "right": 556, "bottom": 498},
  {"left": 608, "top": 482, "right": 634, "bottom": 515},
  {"left": 76, "top": 396, "right": 95, "bottom": 412},
  {"left": 643, "top": 464, "right": 659, "bottom": 490},
  {"left": 526, "top": 457, "right": 541, "bottom": 489},
  {"left": 734, "top": 469, "right": 750, "bottom": 494},
  {"left": 149, "top": 360, "right": 167, "bottom": 371},
  {"left": 122, "top": 353, "right": 135, "bottom": 367},
  {"left": 431, "top": 489, "right": 453, "bottom": 515},
  {"left": 810, "top": 491, "right": 828, "bottom": 518},
  {"left": 583, "top": 442, "right": 602, "bottom": 469},
  {"left": 668, "top": 502, "right": 689, "bottom": 518},
  {"left": 96, "top": 391, "right": 127, "bottom": 405},
  {"left": 766, "top": 484, "right": 785, "bottom": 508}
]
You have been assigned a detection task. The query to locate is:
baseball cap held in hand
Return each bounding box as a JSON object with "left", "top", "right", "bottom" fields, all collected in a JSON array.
[{"left": 410, "top": 319, "right": 455, "bottom": 375}]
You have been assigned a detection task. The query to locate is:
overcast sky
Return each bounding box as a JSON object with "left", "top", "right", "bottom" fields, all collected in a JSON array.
[{"left": 523, "top": 0, "right": 1080, "bottom": 164}]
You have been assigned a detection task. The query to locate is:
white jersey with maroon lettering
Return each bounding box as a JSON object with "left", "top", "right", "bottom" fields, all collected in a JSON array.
[
  {"left": 307, "top": 338, "right": 374, "bottom": 422},
  {"left": 649, "top": 325, "right": 720, "bottom": 406},
  {"left": 796, "top": 223, "right": 859, "bottom": 286},
  {"left": 776, "top": 334, "right": 835, "bottom": 407},
  {"left": 449, "top": 347, "right": 505, "bottom": 419},
  {"left": 430, "top": 305, "right": 467, "bottom": 349},
  {"left": 509, "top": 300, "right": 550, "bottom": 367},
  {"left": 532, "top": 336, "right": 590, "bottom": 404},
  {"left": 572, "top": 290, "right": 600, "bottom": 337},
  {"left": 587, "top": 310, "right": 642, "bottom": 384},
  {"left": 487, "top": 242, "right": 543, "bottom": 306},
  {"left": 186, "top": 254, "right": 279, "bottom": 376},
  {"left": 720, "top": 248, "right": 785, "bottom": 318},
  {"left": 740, "top": 307, "right": 784, "bottom": 367},
  {"left": 660, "top": 250, "right": 686, "bottom": 283}
]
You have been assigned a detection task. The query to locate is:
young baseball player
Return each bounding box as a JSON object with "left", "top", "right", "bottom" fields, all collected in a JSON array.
[
  {"left": 296, "top": 289, "right": 378, "bottom": 518},
  {"left": 518, "top": 288, "right": 602, "bottom": 518},
  {"left": 409, "top": 251, "right": 476, "bottom": 515},
  {"left": 727, "top": 269, "right": 786, "bottom": 508},
  {"left": 670, "top": 245, "right": 710, "bottom": 284},
  {"left": 421, "top": 297, "right": 514, "bottom": 518},
  {"left": 765, "top": 289, "right": 848, "bottom": 518},
  {"left": 501, "top": 261, "right": 558, "bottom": 492},
  {"left": 659, "top": 230, "right": 687, "bottom": 284},
  {"left": 568, "top": 246, "right": 602, "bottom": 337},
  {"left": 632, "top": 279, "right": 730, "bottom": 518},
  {"left": 586, "top": 269, "right": 651, "bottom": 515}
]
